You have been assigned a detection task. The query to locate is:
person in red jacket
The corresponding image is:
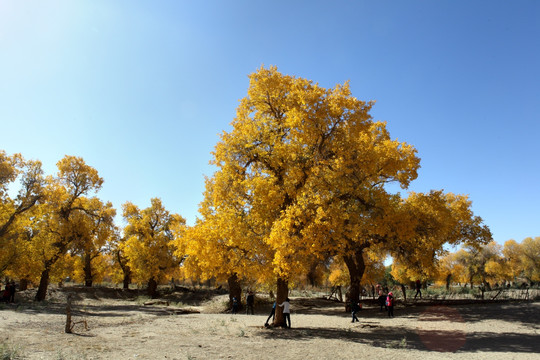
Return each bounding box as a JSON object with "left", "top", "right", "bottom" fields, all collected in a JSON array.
[{"left": 386, "top": 292, "right": 394, "bottom": 318}]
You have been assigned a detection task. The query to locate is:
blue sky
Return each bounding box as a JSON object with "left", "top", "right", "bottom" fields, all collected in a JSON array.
[{"left": 1, "top": 1, "right": 538, "bottom": 246}]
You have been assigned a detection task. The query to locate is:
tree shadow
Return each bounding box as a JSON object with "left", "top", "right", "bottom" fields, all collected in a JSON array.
[
  {"left": 447, "top": 302, "right": 540, "bottom": 328},
  {"left": 292, "top": 300, "right": 540, "bottom": 330},
  {"left": 8, "top": 300, "right": 198, "bottom": 318},
  {"left": 255, "top": 324, "right": 540, "bottom": 353}
]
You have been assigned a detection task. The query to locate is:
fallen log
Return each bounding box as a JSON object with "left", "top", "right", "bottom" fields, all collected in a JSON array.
[{"left": 143, "top": 300, "right": 170, "bottom": 306}]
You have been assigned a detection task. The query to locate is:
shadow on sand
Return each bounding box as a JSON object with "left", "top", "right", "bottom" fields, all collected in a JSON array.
[{"left": 256, "top": 323, "right": 540, "bottom": 353}]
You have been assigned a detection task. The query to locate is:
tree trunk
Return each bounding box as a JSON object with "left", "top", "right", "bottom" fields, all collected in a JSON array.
[
  {"left": 123, "top": 266, "right": 131, "bottom": 290},
  {"left": 446, "top": 274, "right": 452, "bottom": 290},
  {"left": 400, "top": 284, "right": 407, "bottom": 302},
  {"left": 116, "top": 250, "right": 131, "bottom": 290},
  {"left": 84, "top": 253, "right": 93, "bottom": 287},
  {"left": 147, "top": 277, "right": 158, "bottom": 298},
  {"left": 306, "top": 261, "right": 319, "bottom": 287},
  {"left": 19, "top": 278, "right": 29, "bottom": 291},
  {"left": 337, "top": 286, "right": 343, "bottom": 302},
  {"left": 343, "top": 249, "right": 366, "bottom": 304},
  {"left": 65, "top": 294, "right": 73, "bottom": 333},
  {"left": 35, "top": 267, "right": 50, "bottom": 301},
  {"left": 227, "top": 273, "right": 242, "bottom": 311},
  {"left": 273, "top": 277, "right": 289, "bottom": 327}
]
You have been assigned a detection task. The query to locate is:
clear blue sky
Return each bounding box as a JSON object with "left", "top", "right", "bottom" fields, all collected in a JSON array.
[{"left": 1, "top": 1, "right": 539, "bottom": 246}]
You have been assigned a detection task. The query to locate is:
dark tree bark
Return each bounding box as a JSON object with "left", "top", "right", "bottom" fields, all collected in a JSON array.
[
  {"left": 35, "top": 239, "right": 70, "bottom": 301},
  {"left": 343, "top": 248, "right": 366, "bottom": 304},
  {"left": 400, "top": 284, "right": 407, "bottom": 302},
  {"left": 123, "top": 266, "right": 131, "bottom": 290},
  {"left": 35, "top": 266, "right": 51, "bottom": 301},
  {"left": 84, "top": 253, "right": 93, "bottom": 287},
  {"left": 65, "top": 294, "right": 73, "bottom": 333},
  {"left": 19, "top": 278, "right": 29, "bottom": 291},
  {"left": 306, "top": 261, "right": 319, "bottom": 287},
  {"left": 227, "top": 273, "right": 242, "bottom": 311},
  {"left": 446, "top": 274, "right": 452, "bottom": 290},
  {"left": 147, "top": 277, "right": 158, "bottom": 298},
  {"left": 116, "top": 250, "right": 131, "bottom": 289},
  {"left": 273, "top": 277, "right": 289, "bottom": 327}
]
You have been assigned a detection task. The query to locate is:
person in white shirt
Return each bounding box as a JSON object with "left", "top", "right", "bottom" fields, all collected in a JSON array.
[{"left": 279, "top": 298, "right": 291, "bottom": 328}]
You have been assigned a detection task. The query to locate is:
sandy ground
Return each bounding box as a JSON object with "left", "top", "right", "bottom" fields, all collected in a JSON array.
[{"left": 1, "top": 287, "right": 539, "bottom": 360}]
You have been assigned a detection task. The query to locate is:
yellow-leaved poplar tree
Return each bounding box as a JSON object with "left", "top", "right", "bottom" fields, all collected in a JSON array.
[
  {"left": 0, "top": 150, "right": 44, "bottom": 277},
  {"left": 69, "top": 197, "right": 116, "bottom": 287},
  {"left": 121, "top": 198, "right": 185, "bottom": 298},
  {"left": 388, "top": 191, "right": 492, "bottom": 288},
  {"left": 520, "top": 237, "right": 540, "bottom": 283},
  {"left": 34, "top": 155, "right": 105, "bottom": 301},
  {"left": 198, "top": 66, "right": 420, "bottom": 325}
]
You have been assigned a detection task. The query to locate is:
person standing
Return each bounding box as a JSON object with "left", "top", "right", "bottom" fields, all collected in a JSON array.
[
  {"left": 246, "top": 291, "right": 255, "bottom": 315},
  {"left": 278, "top": 298, "right": 291, "bottom": 328},
  {"left": 9, "top": 281, "right": 16, "bottom": 303},
  {"left": 386, "top": 292, "right": 394, "bottom": 318},
  {"left": 231, "top": 297, "right": 239, "bottom": 314},
  {"left": 350, "top": 300, "right": 361, "bottom": 323},
  {"left": 378, "top": 289, "right": 387, "bottom": 312},
  {"left": 414, "top": 279, "right": 422, "bottom": 299},
  {"left": 1, "top": 283, "right": 9, "bottom": 302},
  {"left": 265, "top": 301, "right": 276, "bottom": 326}
]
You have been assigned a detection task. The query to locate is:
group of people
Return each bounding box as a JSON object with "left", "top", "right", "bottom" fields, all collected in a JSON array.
[
  {"left": 375, "top": 286, "right": 395, "bottom": 318},
  {"left": 263, "top": 299, "right": 291, "bottom": 328},
  {"left": 232, "top": 287, "right": 399, "bottom": 330},
  {"left": 231, "top": 291, "right": 256, "bottom": 315},
  {"left": 230, "top": 292, "right": 292, "bottom": 328},
  {"left": 352, "top": 289, "right": 395, "bottom": 321},
  {"left": 1, "top": 281, "right": 16, "bottom": 303}
]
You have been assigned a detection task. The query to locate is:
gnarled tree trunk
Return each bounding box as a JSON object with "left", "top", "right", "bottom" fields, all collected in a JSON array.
[
  {"left": 343, "top": 248, "right": 366, "bottom": 305},
  {"left": 306, "top": 261, "right": 319, "bottom": 287},
  {"left": 122, "top": 267, "right": 131, "bottom": 290},
  {"left": 227, "top": 273, "right": 242, "bottom": 311},
  {"left": 400, "top": 284, "right": 407, "bottom": 302},
  {"left": 116, "top": 251, "right": 131, "bottom": 289},
  {"left": 273, "top": 277, "right": 289, "bottom": 327},
  {"left": 147, "top": 277, "right": 158, "bottom": 298},
  {"left": 84, "top": 253, "right": 93, "bottom": 287},
  {"left": 35, "top": 266, "right": 51, "bottom": 301},
  {"left": 19, "top": 278, "right": 29, "bottom": 291}
]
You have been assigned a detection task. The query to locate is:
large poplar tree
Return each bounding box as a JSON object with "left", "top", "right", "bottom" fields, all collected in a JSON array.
[
  {"left": 0, "top": 151, "right": 44, "bottom": 276},
  {"left": 34, "top": 156, "right": 105, "bottom": 301},
  {"left": 121, "top": 198, "right": 185, "bottom": 298},
  {"left": 196, "top": 66, "right": 421, "bottom": 325}
]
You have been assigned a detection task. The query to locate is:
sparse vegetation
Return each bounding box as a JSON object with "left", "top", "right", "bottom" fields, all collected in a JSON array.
[
  {"left": 0, "top": 342, "right": 23, "bottom": 360},
  {"left": 0, "top": 285, "right": 537, "bottom": 359}
]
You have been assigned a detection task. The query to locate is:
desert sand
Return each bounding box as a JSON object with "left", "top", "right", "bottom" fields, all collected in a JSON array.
[{"left": 1, "top": 287, "right": 539, "bottom": 360}]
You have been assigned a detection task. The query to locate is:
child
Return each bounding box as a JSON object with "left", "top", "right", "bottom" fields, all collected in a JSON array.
[
  {"left": 231, "top": 297, "right": 239, "bottom": 314},
  {"left": 278, "top": 298, "right": 291, "bottom": 328},
  {"left": 386, "top": 292, "right": 394, "bottom": 318},
  {"left": 265, "top": 301, "right": 276, "bottom": 326}
]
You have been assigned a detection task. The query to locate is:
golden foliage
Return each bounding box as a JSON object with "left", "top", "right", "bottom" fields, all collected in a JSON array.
[{"left": 121, "top": 198, "right": 185, "bottom": 285}]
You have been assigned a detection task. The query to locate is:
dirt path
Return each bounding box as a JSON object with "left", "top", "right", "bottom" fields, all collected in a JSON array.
[{"left": 1, "top": 291, "right": 539, "bottom": 359}]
